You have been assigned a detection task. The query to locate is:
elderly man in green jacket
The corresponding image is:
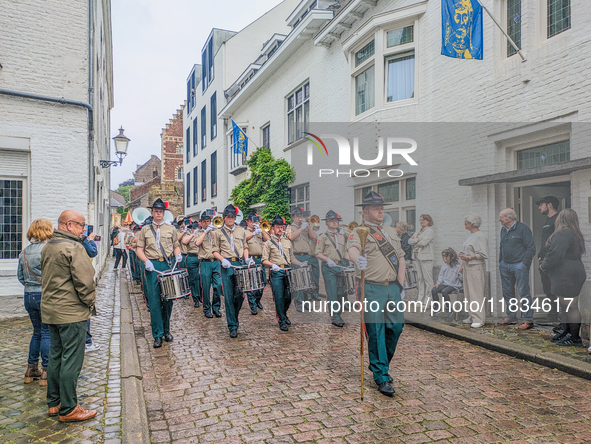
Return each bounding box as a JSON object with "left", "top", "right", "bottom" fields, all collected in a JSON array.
[{"left": 41, "top": 210, "right": 97, "bottom": 422}]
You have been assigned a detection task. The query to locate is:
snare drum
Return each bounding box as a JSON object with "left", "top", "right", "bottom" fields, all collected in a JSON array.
[
  {"left": 234, "top": 266, "right": 265, "bottom": 292},
  {"left": 158, "top": 269, "right": 191, "bottom": 301},
  {"left": 286, "top": 266, "right": 316, "bottom": 292},
  {"left": 342, "top": 267, "right": 356, "bottom": 296},
  {"left": 404, "top": 266, "right": 418, "bottom": 290}
]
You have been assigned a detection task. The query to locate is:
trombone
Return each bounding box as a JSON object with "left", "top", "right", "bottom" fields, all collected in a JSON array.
[
  {"left": 260, "top": 219, "right": 271, "bottom": 233},
  {"left": 305, "top": 215, "right": 320, "bottom": 231},
  {"left": 339, "top": 221, "right": 359, "bottom": 232},
  {"left": 212, "top": 215, "right": 224, "bottom": 229}
]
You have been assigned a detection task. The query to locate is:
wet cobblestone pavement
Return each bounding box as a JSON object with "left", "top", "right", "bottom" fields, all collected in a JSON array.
[
  {"left": 128, "top": 277, "right": 591, "bottom": 444},
  {"left": 0, "top": 261, "right": 122, "bottom": 444}
]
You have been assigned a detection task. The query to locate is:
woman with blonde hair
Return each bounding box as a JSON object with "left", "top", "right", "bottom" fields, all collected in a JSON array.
[
  {"left": 541, "top": 208, "right": 586, "bottom": 346},
  {"left": 17, "top": 218, "right": 53, "bottom": 385}
]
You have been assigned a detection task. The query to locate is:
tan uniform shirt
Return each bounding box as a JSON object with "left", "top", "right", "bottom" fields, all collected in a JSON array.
[
  {"left": 196, "top": 229, "right": 217, "bottom": 260},
  {"left": 130, "top": 233, "right": 139, "bottom": 250},
  {"left": 182, "top": 231, "right": 200, "bottom": 254},
  {"left": 290, "top": 223, "right": 313, "bottom": 254},
  {"left": 138, "top": 222, "right": 176, "bottom": 260},
  {"left": 317, "top": 230, "right": 348, "bottom": 262},
  {"left": 176, "top": 228, "right": 189, "bottom": 254},
  {"left": 348, "top": 225, "right": 404, "bottom": 282},
  {"left": 214, "top": 225, "right": 247, "bottom": 259},
  {"left": 245, "top": 227, "right": 263, "bottom": 256},
  {"left": 262, "top": 235, "right": 294, "bottom": 266}
]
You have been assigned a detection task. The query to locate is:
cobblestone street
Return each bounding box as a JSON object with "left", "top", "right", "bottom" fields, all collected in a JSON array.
[
  {"left": 0, "top": 263, "right": 122, "bottom": 444},
  {"left": 127, "top": 274, "right": 591, "bottom": 444}
]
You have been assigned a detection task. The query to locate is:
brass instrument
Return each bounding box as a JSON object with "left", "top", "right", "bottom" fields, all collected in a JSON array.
[
  {"left": 212, "top": 215, "right": 224, "bottom": 228},
  {"left": 338, "top": 221, "right": 359, "bottom": 232},
  {"left": 260, "top": 219, "right": 271, "bottom": 233},
  {"left": 305, "top": 215, "right": 320, "bottom": 231}
]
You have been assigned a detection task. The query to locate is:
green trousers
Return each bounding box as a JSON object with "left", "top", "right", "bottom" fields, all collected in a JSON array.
[
  {"left": 293, "top": 253, "right": 311, "bottom": 309},
  {"left": 360, "top": 282, "right": 405, "bottom": 385},
  {"left": 185, "top": 256, "right": 201, "bottom": 304},
  {"left": 321, "top": 260, "right": 349, "bottom": 322},
  {"left": 221, "top": 260, "right": 244, "bottom": 332},
  {"left": 47, "top": 320, "right": 87, "bottom": 416},
  {"left": 270, "top": 270, "right": 291, "bottom": 326},
  {"left": 129, "top": 250, "right": 137, "bottom": 279},
  {"left": 145, "top": 260, "right": 174, "bottom": 338},
  {"left": 200, "top": 260, "right": 222, "bottom": 313},
  {"left": 308, "top": 255, "right": 320, "bottom": 298},
  {"left": 246, "top": 257, "right": 265, "bottom": 308}
]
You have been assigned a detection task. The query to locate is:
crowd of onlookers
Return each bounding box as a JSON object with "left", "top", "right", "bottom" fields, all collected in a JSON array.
[{"left": 398, "top": 196, "right": 587, "bottom": 349}]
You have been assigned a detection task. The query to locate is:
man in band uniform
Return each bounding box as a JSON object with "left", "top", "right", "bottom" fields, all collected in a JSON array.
[
  {"left": 136, "top": 198, "right": 182, "bottom": 348},
  {"left": 315, "top": 210, "right": 350, "bottom": 328},
  {"left": 181, "top": 220, "right": 202, "bottom": 308},
  {"left": 244, "top": 212, "right": 269, "bottom": 314},
  {"left": 347, "top": 191, "right": 405, "bottom": 397},
  {"left": 262, "top": 215, "right": 303, "bottom": 331},
  {"left": 194, "top": 213, "right": 222, "bottom": 318},
  {"left": 212, "top": 205, "right": 255, "bottom": 337},
  {"left": 289, "top": 207, "right": 315, "bottom": 310}
]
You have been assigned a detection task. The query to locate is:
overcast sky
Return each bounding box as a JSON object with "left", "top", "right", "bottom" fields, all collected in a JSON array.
[{"left": 109, "top": 0, "right": 284, "bottom": 190}]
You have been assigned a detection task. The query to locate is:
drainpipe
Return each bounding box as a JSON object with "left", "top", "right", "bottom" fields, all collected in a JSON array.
[{"left": 88, "top": 0, "right": 95, "bottom": 204}]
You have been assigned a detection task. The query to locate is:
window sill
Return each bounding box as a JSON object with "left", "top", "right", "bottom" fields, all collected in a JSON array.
[
  {"left": 230, "top": 165, "right": 247, "bottom": 176},
  {"left": 283, "top": 137, "right": 307, "bottom": 153},
  {"left": 353, "top": 98, "right": 418, "bottom": 122}
]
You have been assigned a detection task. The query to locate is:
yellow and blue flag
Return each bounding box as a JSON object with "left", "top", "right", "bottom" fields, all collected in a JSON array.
[
  {"left": 442, "top": 0, "right": 483, "bottom": 60},
  {"left": 232, "top": 119, "right": 247, "bottom": 156}
]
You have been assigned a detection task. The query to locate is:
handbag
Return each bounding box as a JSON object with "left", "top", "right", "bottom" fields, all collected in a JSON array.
[{"left": 113, "top": 236, "right": 120, "bottom": 246}]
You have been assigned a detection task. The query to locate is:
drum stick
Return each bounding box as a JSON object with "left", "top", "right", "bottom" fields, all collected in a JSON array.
[{"left": 357, "top": 221, "right": 370, "bottom": 402}]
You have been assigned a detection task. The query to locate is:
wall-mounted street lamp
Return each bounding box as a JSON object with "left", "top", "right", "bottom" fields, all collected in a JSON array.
[{"left": 100, "top": 126, "right": 130, "bottom": 168}]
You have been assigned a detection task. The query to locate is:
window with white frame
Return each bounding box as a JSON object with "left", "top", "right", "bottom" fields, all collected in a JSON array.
[
  {"left": 289, "top": 183, "right": 310, "bottom": 214},
  {"left": 356, "top": 176, "right": 417, "bottom": 231},
  {"left": 230, "top": 125, "right": 247, "bottom": 171},
  {"left": 202, "top": 37, "right": 214, "bottom": 93},
  {"left": 507, "top": 0, "right": 522, "bottom": 57},
  {"left": 350, "top": 23, "right": 416, "bottom": 117},
  {"left": 210, "top": 93, "right": 217, "bottom": 140},
  {"left": 0, "top": 179, "right": 24, "bottom": 259},
  {"left": 548, "top": 0, "right": 570, "bottom": 38},
  {"left": 262, "top": 124, "right": 271, "bottom": 148},
  {"left": 201, "top": 106, "right": 206, "bottom": 148},
  {"left": 176, "top": 167, "right": 183, "bottom": 181},
  {"left": 287, "top": 82, "right": 309, "bottom": 145}
]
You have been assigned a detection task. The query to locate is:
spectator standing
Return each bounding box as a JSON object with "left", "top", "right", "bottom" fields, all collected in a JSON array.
[
  {"left": 536, "top": 196, "right": 560, "bottom": 324},
  {"left": 41, "top": 210, "right": 97, "bottom": 422},
  {"left": 113, "top": 227, "right": 127, "bottom": 269},
  {"left": 17, "top": 219, "right": 53, "bottom": 386},
  {"left": 497, "top": 208, "right": 536, "bottom": 330},
  {"left": 408, "top": 214, "right": 435, "bottom": 304},
  {"left": 541, "top": 209, "right": 587, "bottom": 346},
  {"left": 459, "top": 215, "right": 489, "bottom": 328},
  {"left": 81, "top": 232, "right": 100, "bottom": 353},
  {"left": 395, "top": 221, "right": 413, "bottom": 261}
]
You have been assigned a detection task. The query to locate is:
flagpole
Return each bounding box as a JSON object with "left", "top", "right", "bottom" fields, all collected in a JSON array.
[
  {"left": 478, "top": 1, "right": 526, "bottom": 62},
  {"left": 231, "top": 118, "right": 262, "bottom": 152}
]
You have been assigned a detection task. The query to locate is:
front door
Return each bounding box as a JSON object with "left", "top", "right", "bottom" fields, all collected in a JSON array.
[{"left": 515, "top": 181, "right": 571, "bottom": 301}]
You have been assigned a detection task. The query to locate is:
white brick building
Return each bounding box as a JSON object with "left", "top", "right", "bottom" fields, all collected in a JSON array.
[
  {"left": 216, "top": 0, "right": 591, "bottom": 308},
  {"left": 0, "top": 0, "right": 114, "bottom": 316}
]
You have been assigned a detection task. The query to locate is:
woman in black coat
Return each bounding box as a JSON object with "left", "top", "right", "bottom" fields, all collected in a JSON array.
[{"left": 540, "top": 208, "right": 586, "bottom": 346}]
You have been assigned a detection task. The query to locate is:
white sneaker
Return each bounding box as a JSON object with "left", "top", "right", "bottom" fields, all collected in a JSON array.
[
  {"left": 471, "top": 322, "right": 484, "bottom": 328},
  {"left": 588, "top": 345, "right": 591, "bottom": 354},
  {"left": 85, "top": 343, "right": 101, "bottom": 353},
  {"left": 462, "top": 318, "right": 472, "bottom": 324}
]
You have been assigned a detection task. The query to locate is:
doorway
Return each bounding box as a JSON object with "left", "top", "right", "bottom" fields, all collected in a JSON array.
[{"left": 515, "top": 181, "right": 571, "bottom": 300}]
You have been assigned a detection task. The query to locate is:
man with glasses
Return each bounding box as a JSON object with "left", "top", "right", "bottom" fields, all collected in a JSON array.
[{"left": 41, "top": 210, "right": 98, "bottom": 422}]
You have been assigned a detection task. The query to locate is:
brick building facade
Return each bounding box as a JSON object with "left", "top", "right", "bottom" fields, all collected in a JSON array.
[
  {"left": 161, "top": 104, "right": 185, "bottom": 183},
  {"left": 133, "top": 154, "right": 161, "bottom": 184}
]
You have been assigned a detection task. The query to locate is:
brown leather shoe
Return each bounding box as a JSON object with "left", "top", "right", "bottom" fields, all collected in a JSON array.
[
  {"left": 39, "top": 366, "right": 47, "bottom": 387},
  {"left": 48, "top": 404, "right": 60, "bottom": 416},
  {"left": 518, "top": 321, "right": 534, "bottom": 330},
  {"left": 497, "top": 317, "right": 518, "bottom": 325},
  {"left": 58, "top": 405, "right": 97, "bottom": 422},
  {"left": 24, "top": 364, "right": 42, "bottom": 384}
]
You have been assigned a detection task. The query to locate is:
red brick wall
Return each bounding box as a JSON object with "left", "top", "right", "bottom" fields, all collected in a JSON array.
[
  {"left": 133, "top": 155, "right": 161, "bottom": 184},
  {"left": 161, "top": 104, "right": 185, "bottom": 184},
  {"left": 129, "top": 176, "right": 160, "bottom": 202}
]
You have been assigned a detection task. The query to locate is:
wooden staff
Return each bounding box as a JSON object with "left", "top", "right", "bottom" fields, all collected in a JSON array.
[{"left": 356, "top": 221, "right": 370, "bottom": 401}]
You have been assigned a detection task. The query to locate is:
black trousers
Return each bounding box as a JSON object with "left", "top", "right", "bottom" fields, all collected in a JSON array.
[
  {"left": 431, "top": 285, "right": 457, "bottom": 308},
  {"left": 114, "top": 248, "right": 128, "bottom": 268}
]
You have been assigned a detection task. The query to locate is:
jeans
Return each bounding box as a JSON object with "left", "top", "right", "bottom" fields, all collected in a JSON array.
[
  {"left": 114, "top": 248, "right": 128, "bottom": 268},
  {"left": 499, "top": 260, "right": 534, "bottom": 322},
  {"left": 24, "top": 292, "right": 50, "bottom": 367}
]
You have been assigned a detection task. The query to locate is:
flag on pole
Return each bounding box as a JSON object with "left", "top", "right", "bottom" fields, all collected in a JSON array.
[
  {"left": 442, "top": 0, "right": 483, "bottom": 60},
  {"left": 232, "top": 120, "right": 248, "bottom": 156}
]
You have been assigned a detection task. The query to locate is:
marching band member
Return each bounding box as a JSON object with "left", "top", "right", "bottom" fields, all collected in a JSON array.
[
  {"left": 315, "top": 210, "right": 350, "bottom": 328},
  {"left": 212, "top": 205, "right": 254, "bottom": 338},
  {"left": 176, "top": 217, "right": 188, "bottom": 270},
  {"left": 347, "top": 191, "right": 405, "bottom": 397},
  {"left": 244, "top": 212, "right": 269, "bottom": 314},
  {"left": 194, "top": 213, "right": 222, "bottom": 318},
  {"left": 289, "top": 207, "right": 315, "bottom": 311},
  {"left": 181, "top": 221, "right": 202, "bottom": 309},
  {"left": 262, "top": 215, "right": 302, "bottom": 331},
  {"left": 136, "top": 198, "right": 182, "bottom": 348},
  {"left": 129, "top": 225, "right": 142, "bottom": 285}
]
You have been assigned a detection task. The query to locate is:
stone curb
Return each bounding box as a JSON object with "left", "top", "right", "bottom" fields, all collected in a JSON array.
[
  {"left": 405, "top": 314, "right": 591, "bottom": 381},
  {"left": 120, "top": 274, "right": 150, "bottom": 444}
]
